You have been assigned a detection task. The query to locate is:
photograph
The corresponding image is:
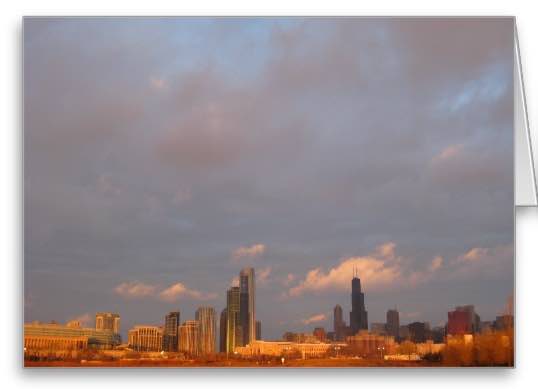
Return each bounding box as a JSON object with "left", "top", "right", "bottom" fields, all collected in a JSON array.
[{"left": 23, "top": 16, "right": 514, "bottom": 368}]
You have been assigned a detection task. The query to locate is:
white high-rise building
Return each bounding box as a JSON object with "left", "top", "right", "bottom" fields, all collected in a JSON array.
[{"left": 196, "top": 306, "right": 216, "bottom": 355}]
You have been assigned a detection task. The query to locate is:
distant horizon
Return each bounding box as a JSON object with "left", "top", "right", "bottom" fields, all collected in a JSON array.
[{"left": 24, "top": 265, "right": 513, "bottom": 342}]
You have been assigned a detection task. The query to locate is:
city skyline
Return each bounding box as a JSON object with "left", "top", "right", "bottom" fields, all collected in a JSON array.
[
  {"left": 24, "top": 17, "right": 514, "bottom": 341},
  {"left": 26, "top": 267, "right": 512, "bottom": 344}
]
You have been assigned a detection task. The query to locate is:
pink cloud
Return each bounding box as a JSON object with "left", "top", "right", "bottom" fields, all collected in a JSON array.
[
  {"left": 231, "top": 243, "right": 266, "bottom": 263},
  {"left": 114, "top": 281, "right": 156, "bottom": 298},
  {"left": 301, "top": 313, "right": 327, "bottom": 325},
  {"left": 432, "top": 144, "right": 464, "bottom": 164},
  {"left": 289, "top": 243, "right": 402, "bottom": 297},
  {"left": 257, "top": 266, "right": 272, "bottom": 285},
  {"left": 159, "top": 282, "right": 217, "bottom": 302}
]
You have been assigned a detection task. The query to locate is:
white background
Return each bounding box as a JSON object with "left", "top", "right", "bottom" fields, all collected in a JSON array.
[{"left": 1, "top": 1, "right": 537, "bottom": 388}]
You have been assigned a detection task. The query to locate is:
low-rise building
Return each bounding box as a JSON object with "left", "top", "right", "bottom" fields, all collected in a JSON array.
[
  {"left": 235, "top": 340, "right": 346, "bottom": 358},
  {"left": 128, "top": 325, "right": 163, "bottom": 352},
  {"left": 415, "top": 340, "right": 445, "bottom": 356},
  {"left": 346, "top": 331, "right": 397, "bottom": 357},
  {"left": 24, "top": 321, "right": 120, "bottom": 358}
]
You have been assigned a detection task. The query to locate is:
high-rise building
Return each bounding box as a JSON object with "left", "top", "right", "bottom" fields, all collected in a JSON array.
[
  {"left": 386, "top": 309, "right": 399, "bottom": 339},
  {"left": 370, "top": 322, "right": 387, "bottom": 335},
  {"left": 95, "top": 312, "right": 120, "bottom": 334},
  {"left": 349, "top": 271, "right": 368, "bottom": 334},
  {"left": 447, "top": 305, "right": 481, "bottom": 335},
  {"left": 219, "top": 308, "right": 227, "bottom": 353},
  {"left": 494, "top": 314, "right": 514, "bottom": 331},
  {"left": 163, "top": 311, "right": 180, "bottom": 352},
  {"left": 408, "top": 321, "right": 429, "bottom": 343},
  {"left": 196, "top": 306, "right": 216, "bottom": 355},
  {"left": 256, "top": 320, "right": 261, "bottom": 340},
  {"left": 313, "top": 327, "right": 326, "bottom": 342},
  {"left": 179, "top": 320, "right": 200, "bottom": 357},
  {"left": 239, "top": 267, "right": 256, "bottom": 345},
  {"left": 226, "top": 286, "right": 241, "bottom": 353},
  {"left": 333, "top": 304, "right": 344, "bottom": 340},
  {"left": 128, "top": 325, "right": 163, "bottom": 352}
]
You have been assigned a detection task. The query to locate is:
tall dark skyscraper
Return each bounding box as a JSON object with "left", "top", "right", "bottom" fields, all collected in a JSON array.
[
  {"left": 255, "top": 320, "right": 261, "bottom": 340},
  {"left": 162, "top": 311, "right": 180, "bottom": 352},
  {"left": 334, "top": 304, "right": 344, "bottom": 340},
  {"left": 219, "top": 308, "right": 227, "bottom": 353},
  {"left": 239, "top": 267, "right": 255, "bottom": 345},
  {"left": 386, "top": 309, "right": 399, "bottom": 339},
  {"left": 349, "top": 270, "right": 368, "bottom": 334}
]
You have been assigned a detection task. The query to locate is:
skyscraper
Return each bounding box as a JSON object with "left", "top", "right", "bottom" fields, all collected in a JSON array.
[
  {"left": 219, "top": 308, "right": 227, "bottom": 353},
  {"left": 95, "top": 312, "right": 120, "bottom": 334},
  {"left": 239, "top": 267, "right": 256, "bottom": 345},
  {"left": 163, "top": 311, "right": 180, "bottom": 352},
  {"left": 255, "top": 320, "right": 261, "bottom": 340},
  {"left": 386, "top": 309, "right": 399, "bottom": 339},
  {"left": 196, "top": 306, "right": 216, "bottom": 355},
  {"left": 447, "top": 305, "right": 481, "bottom": 335},
  {"left": 334, "top": 304, "right": 344, "bottom": 340},
  {"left": 349, "top": 271, "right": 368, "bottom": 334},
  {"left": 179, "top": 320, "right": 200, "bottom": 357},
  {"left": 226, "top": 286, "right": 241, "bottom": 353}
]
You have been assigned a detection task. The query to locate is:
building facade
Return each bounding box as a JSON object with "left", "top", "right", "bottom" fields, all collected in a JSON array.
[
  {"left": 255, "top": 320, "right": 261, "bottom": 340},
  {"left": 333, "top": 304, "right": 345, "bottom": 341},
  {"left": 447, "top": 305, "right": 481, "bottom": 335},
  {"left": 226, "top": 286, "right": 241, "bottom": 353},
  {"left": 371, "top": 322, "right": 387, "bottom": 335},
  {"left": 24, "top": 321, "right": 120, "bottom": 355},
  {"left": 196, "top": 306, "right": 216, "bottom": 355},
  {"left": 313, "top": 327, "right": 326, "bottom": 342},
  {"left": 219, "top": 308, "right": 227, "bottom": 353},
  {"left": 179, "top": 320, "right": 200, "bottom": 357},
  {"left": 346, "top": 331, "right": 396, "bottom": 357},
  {"left": 349, "top": 273, "right": 368, "bottom": 334},
  {"left": 239, "top": 267, "right": 256, "bottom": 345},
  {"left": 128, "top": 325, "right": 163, "bottom": 352},
  {"left": 163, "top": 311, "right": 180, "bottom": 352},
  {"left": 235, "top": 340, "right": 346, "bottom": 358},
  {"left": 95, "top": 312, "right": 120, "bottom": 334},
  {"left": 386, "top": 309, "right": 399, "bottom": 339},
  {"left": 408, "top": 321, "right": 430, "bottom": 343}
]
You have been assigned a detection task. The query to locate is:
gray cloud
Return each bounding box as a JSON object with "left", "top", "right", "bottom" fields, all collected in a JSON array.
[{"left": 24, "top": 18, "right": 513, "bottom": 339}]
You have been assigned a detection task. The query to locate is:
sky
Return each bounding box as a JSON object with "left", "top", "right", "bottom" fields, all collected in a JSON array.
[{"left": 24, "top": 17, "right": 514, "bottom": 340}]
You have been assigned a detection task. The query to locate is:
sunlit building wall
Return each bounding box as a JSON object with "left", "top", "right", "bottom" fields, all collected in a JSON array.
[
  {"left": 95, "top": 312, "right": 120, "bottom": 334},
  {"left": 346, "top": 331, "right": 396, "bottom": 357},
  {"left": 196, "top": 306, "right": 216, "bottom": 355},
  {"left": 235, "top": 340, "right": 346, "bottom": 358},
  {"left": 179, "top": 320, "right": 200, "bottom": 357},
  {"left": 128, "top": 325, "right": 163, "bottom": 352},
  {"left": 226, "top": 286, "right": 241, "bottom": 353},
  {"left": 24, "top": 321, "right": 120, "bottom": 350}
]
